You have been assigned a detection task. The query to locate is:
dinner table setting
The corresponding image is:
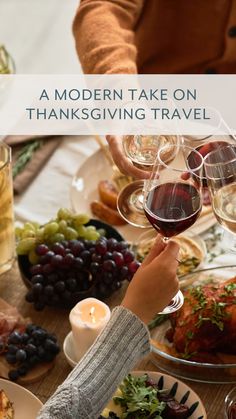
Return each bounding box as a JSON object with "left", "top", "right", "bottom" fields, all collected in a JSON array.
[{"left": 1, "top": 133, "right": 236, "bottom": 419}]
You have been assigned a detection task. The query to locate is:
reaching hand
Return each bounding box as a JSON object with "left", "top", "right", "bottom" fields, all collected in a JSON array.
[
  {"left": 106, "top": 135, "right": 150, "bottom": 179},
  {"left": 121, "top": 236, "right": 180, "bottom": 324}
]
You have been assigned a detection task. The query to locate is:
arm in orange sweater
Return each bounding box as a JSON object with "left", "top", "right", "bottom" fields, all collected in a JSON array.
[{"left": 72, "top": 0, "right": 144, "bottom": 74}]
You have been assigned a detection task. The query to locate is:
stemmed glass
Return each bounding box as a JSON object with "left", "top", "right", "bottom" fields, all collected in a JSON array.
[
  {"left": 204, "top": 145, "right": 236, "bottom": 249},
  {"left": 117, "top": 135, "right": 179, "bottom": 228},
  {"left": 143, "top": 144, "right": 204, "bottom": 314}
]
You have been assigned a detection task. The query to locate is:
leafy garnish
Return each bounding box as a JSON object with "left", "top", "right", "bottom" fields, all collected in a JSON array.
[
  {"left": 113, "top": 374, "right": 166, "bottom": 419},
  {"left": 148, "top": 314, "right": 169, "bottom": 330}
]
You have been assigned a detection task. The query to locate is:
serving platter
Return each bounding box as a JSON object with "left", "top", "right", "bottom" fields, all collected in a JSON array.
[
  {"left": 0, "top": 378, "right": 42, "bottom": 419},
  {"left": 70, "top": 149, "right": 216, "bottom": 243},
  {"left": 103, "top": 370, "right": 206, "bottom": 419},
  {"left": 150, "top": 265, "right": 236, "bottom": 383}
]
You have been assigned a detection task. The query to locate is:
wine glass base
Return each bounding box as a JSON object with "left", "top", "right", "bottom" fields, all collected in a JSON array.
[
  {"left": 117, "top": 180, "right": 151, "bottom": 228},
  {"left": 159, "top": 290, "right": 184, "bottom": 315}
]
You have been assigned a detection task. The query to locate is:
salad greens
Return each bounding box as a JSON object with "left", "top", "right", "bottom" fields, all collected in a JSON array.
[{"left": 113, "top": 374, "right": 166, "bottom": 419}]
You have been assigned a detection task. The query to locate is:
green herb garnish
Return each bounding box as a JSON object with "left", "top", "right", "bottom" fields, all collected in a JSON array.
[
  {"left": 148, "top": 314, "right": 169, "bottom": 330},
  {"left": 114, "top": 374, "right": 166, "bottom": 419},
  {"left": 13, "top": 140, "right": 42, "bottom": 178}
]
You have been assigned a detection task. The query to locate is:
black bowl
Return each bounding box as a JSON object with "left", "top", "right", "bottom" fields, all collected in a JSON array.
[{"left": 17, "top": 219, "right": 124, "bottom": 307}]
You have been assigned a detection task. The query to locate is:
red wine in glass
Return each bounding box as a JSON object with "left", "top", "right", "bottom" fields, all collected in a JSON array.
[{"left": 144, "top": 182, "right": 202, "bottom": 239}]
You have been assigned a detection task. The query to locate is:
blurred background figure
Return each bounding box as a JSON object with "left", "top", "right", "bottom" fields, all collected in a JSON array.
[{"left": 73, "top": 0, "right": 236, "bottom": 75}]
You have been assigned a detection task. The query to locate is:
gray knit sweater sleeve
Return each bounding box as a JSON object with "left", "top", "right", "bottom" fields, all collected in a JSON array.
[{"left": 37, "top": 306, "right": 150, "bottom": 419}]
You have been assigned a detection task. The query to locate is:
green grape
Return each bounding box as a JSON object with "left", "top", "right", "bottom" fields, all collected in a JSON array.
[
  {"left": 24, "top": 222, "right": 37, "bottom": 231},
  {"left": 31, "top": 221, "right": 40, "bottom": 230},
  {"left": 73, "top": 214, "right": 90, "bottom": 227},
  {"left": 57, "top": 208, "right": 73, "bottom": 221},
  {"left": 58, "top": 219, "right": 68, "bottom": 233},
  {"left": 50, "top": 233, "right": 65, "bottom": 243},
  {"left": 35, "top": 228, "right": 45, "bottom": 242},
  {"left": 15, "top": 227, "right": 24, "bottom": 239},
  {"left": 16, "top": 238, "right": 36, "bottom": 255},
  {"left": 28, "top": 249, "right": 39, "bottom": 265},
  {"left": 44, "top": 222, "right": 59, "bottom": 236},
  {"left": 97, "top": 228, "right": 106, "bottom": 237},
  {"left": 65, "top": 227, "right": 78, "bottom": 240},
  {"left": 85, "top": 230, "right": 100, "bottom": 241},
  {"left": 76, "top": 225, "right": 87, "bottom": 238},
  {"left": 85, "top": 225, "right": 96, "bottom": 232},
  {"left": 22, "top": 230, "right": 35, "bottom": 239}
]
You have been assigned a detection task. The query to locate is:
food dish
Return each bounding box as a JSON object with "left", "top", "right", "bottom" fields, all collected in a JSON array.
[
  {"left": 151, "top": 265, "right": 236, "bottom": 383},
  {"left": 70, "top": 149, "right": 216, "bottom": 241},
  {"left": 0, "top": 389, "right": 14, "bottom": 418},
  {"left": 133, "top": 229, "right": 206, "bottom": 276},
  {"left": 101, "top": 371, "right": 206, "bottom": 418},
  {"left": 0, "top": 378, "right": 42, "bottom": 419}
]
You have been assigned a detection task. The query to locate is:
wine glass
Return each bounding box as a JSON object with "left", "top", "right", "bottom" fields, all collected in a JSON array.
[
  {"left": 117, "top": 135, "right": 179, "bottom": 228},
  {"left": 224, "top": 387, "right": 236, "bottom": 419},
  {"left": 204, "top": 145, "right": 236, "bottom": 248},
  {"left": 143, "top": 144, "right": 204, "bottom": 314}
]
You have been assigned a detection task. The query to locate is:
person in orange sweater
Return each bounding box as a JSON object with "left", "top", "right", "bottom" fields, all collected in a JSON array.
[{"left": 73, "top": 0, "right": 236, "bottom": 176}]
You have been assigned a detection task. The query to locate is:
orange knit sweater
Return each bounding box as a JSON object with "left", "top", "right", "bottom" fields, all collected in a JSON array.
[{"left": 73, "top": 0, "right": 236, "bottom": 74}]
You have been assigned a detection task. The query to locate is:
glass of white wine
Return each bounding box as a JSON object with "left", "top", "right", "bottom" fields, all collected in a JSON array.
[
  {"left": 117, "top": 135, "right": 179, "bottom": 228},
  {"left": 204, "top": 145, "right": 236, "bottom": 242},
  {"left": 0, "top": 142, "right": 15, "bottom": 274}
]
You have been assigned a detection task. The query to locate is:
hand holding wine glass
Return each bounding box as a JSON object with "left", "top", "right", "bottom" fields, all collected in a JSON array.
[{"left": 143, "top": 144, "right": 204, "bottom": 313}]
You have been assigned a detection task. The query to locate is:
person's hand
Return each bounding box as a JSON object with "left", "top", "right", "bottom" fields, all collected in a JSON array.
[
  {"left": 106, "top": 135, "right": 150, "bottom": 179},
  {"left": 121, "top": 236, "right": 180, "bottom": 324}
]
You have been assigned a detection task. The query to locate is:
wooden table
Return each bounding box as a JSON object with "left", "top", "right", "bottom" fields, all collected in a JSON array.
[{"left": 1, "top": 263, "right": 234, "bottom": 418}]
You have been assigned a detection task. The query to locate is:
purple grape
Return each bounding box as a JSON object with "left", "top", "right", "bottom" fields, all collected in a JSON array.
[
  {"left": 42, "top": 263, "right": 54, "bottom": 275},
  {"left": 63, "top": 253, "right": 75, "bottom": 266},
  {"left": 6, "top": 353, "right": 16, "bottom": 364},
  {"left": 32, "top": 283, "right": 43, "bottom": 296},
  {"left": 51, "top": 254, "right": 63, "bottom": 267},
  {"left": 25, "top": 291, "right": 35, "bottom": 304},
  {"left": 80, "top": 250, "right": 91, "bottom": 264},
  {"left": 112, "top": 251, "right": 124, "bottom": 267},
  {"left": 31, "top": 274, "right": 44, "bottom": 284},
  {"left": 62, "top": 290, "right": 72, "bottom": 301},
  {"left": 35, "top": 244, "right": 49, "bottom": 256},
  {"left": 66, "top": 278, "right": 77, "bottom": 291},
  {"left": 68, "top": 240, "right": 85, "bottom": 256},
  {"left": 90, "top": 262, "right": 100, "bottom": 275},
  {"left": 30, "top": 264, "right": 43, "bottom": 276},
  {"left": 120, "top": 266, "right": 129, "bottom": 280},
  {"left": 51, "top": 243, "right": 66, "bottom": 256},
  {"left": 25, "top": 343, "right": 37, "bottom": 355},
  {"left": 44, "top": 285, "right": 54, "bottom": 296},
  {"left": 61, "top": 240, "right": 69, "bottom": 248},
  {"left": 123, "top": 250, "right": 135, "bottom": 263},
  {"left": 39, "top": 251, "right": 55, "bottom": 265},
  {"left": 96, "top": 240, "right": 107, "bottom": 255},
  {"left": 107, "top": 238, "right": 117, "bottom": 251},
  {"left": 103, "top": 259, "right": 116, "bottom": 272},
  {"left": 74, "top": 257, "right": 83, "bottom": 269},
  {"left": 103, "top": 252, "right": 113, "bottom": 260},
  {"left": 54, "top": 281, "right": 66, "bottom": 293},
  {"left": 8, "top": 370, "right": 19, "bottom": 381},
  {"left": 102, "top": 272, "right": 114, "bottom": 284},
  {"left": 91, "top": 254, "right": 102, "bottom": 264},
  {"left": 8, "top": 345, "right": 18, "bottom": 354},
  {"left": 47, "top": 273, "right": 59, "bottom": 284},
  {"left": 128, "top": 260, "right": 141, "bottom": 273},
  {"left": 16, "top": 349, "right": 27, "bottom": 362}
]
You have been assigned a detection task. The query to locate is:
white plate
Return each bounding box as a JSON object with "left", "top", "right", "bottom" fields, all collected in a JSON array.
[
  {"left": 105, "top": 370, "right": 207, "bottom": 419},
  {"left": 0, "top": 378, "right": 42, "bottom": 419},
  {"left": 70, "top": 149, "right": 216, "bottom": 242}
]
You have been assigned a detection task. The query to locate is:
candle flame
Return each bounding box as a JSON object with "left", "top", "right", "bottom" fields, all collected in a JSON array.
[{"left": 90, "top": 306, "right": 96, "bottom": 323}]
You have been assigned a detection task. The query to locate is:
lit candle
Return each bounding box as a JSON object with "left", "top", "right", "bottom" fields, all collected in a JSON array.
[{"left": 69, "top": 298, "right": 111, "bottom": 361}]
